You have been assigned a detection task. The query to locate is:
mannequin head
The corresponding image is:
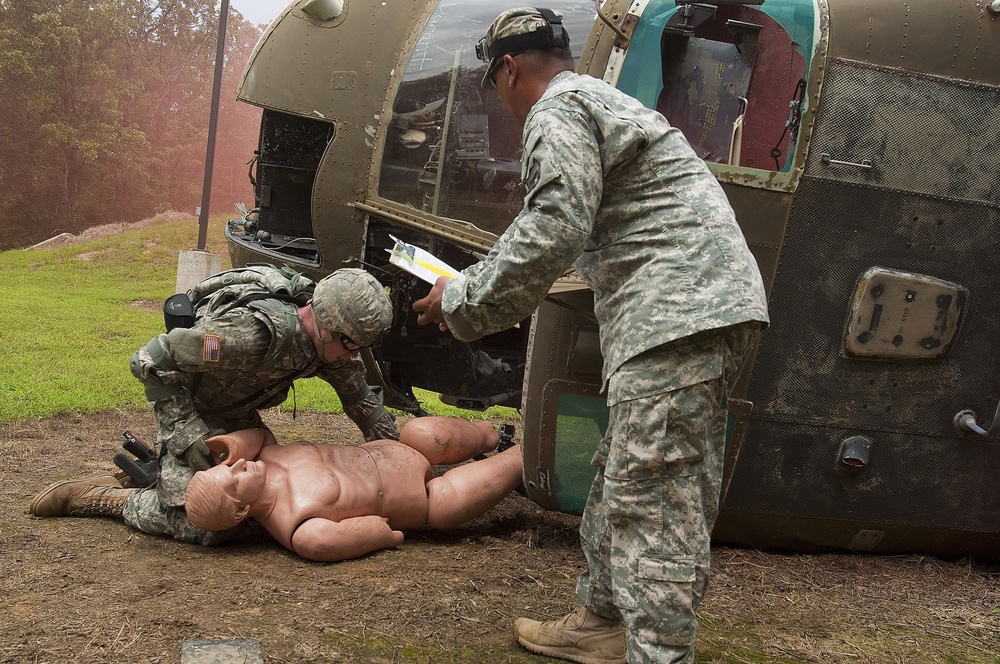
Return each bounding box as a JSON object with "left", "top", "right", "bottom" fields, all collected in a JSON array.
[{"left": 185, "top": 460, "right": 263, "bottom": 531}]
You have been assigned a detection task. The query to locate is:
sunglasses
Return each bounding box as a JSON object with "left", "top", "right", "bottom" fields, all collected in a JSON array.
[{"left": 486, "top": 50, "right": 525, "bottom": 87}]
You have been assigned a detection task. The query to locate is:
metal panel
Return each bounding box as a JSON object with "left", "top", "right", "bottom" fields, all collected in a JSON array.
[
  {"left": 723, "top": 422, "right": 1000, "bottom": 534},
  {"left": 827, "top": 0, "right": 1000, "bottom": 87},
  {"left": 807, "top": 59, "right": 1000, "bottom": 206},
  {"left": 688, "top": 57, "right": 1000, "bottom": 552},
  {"left": 728, "top": 172, "right": 1000, "bottom": 542},
  {"left": 747, "top": 178, "right": 999, "bottom": 433}
]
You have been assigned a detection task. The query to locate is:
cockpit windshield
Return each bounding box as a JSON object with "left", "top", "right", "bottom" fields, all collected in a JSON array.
[{"left": 377, "top": 1, "right": 595, "bottom": 236}]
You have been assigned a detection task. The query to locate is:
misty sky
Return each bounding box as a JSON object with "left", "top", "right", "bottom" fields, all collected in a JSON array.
[{"left": 229, "top": 0, "right": 289, "bottom": 27}]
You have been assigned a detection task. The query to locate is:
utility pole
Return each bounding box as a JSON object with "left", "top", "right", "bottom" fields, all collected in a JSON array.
[
  {"left": 177, "top": 0, "right": 229, "bottom": 293},
  {"left": 196, "top": 0, "right": 230, "bottom": 251}
]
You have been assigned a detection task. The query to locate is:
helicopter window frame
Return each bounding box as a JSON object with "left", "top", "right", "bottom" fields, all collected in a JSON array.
[{"left": 374, "top": 0, "right": 596, "bottom": 238}]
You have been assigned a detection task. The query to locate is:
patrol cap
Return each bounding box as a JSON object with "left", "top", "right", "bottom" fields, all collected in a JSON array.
[
  {"left": 311, "top": 268, "right": 392, "bottom": 349},
  {"left": 476, "top": 7, "right": 570, "bottom": 89}
]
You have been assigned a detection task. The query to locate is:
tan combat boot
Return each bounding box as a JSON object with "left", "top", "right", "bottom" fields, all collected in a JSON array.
[
  {"left": 514, "top": 605, "right": 626, "bottom": 664},
  {"left": 29, "top": 475, "right": 134, "bottom": 518}
]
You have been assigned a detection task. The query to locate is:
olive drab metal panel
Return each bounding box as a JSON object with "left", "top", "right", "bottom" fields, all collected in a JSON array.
[
  {"left": 715, "top": 57, "right": 1000, "bottom": 557},
  {"left": 805, "top": 59, "right": 1000, "bottom": 206}
]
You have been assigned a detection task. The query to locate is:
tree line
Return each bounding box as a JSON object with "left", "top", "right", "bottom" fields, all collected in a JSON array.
[{"left": 0, "top": 0, "right": 265, "bottom": 250}]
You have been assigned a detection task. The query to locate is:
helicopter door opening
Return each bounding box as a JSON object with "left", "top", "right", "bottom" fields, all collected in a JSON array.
[
  {"left": 657, "top": 3, "right": 806, "bottom": 171},
  {"left": 612, "top": 0, "right": 812, "bottom": 175},
  {"left": 228, "top": 109, "right": 332, "bottom": 264},
  {"left": 657, "top": 18, "right": 759, "bottom": 165}
]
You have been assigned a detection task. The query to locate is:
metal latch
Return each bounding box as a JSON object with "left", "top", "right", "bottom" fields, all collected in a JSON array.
[
  {"left": 954, "top": 403, "right": 1000, "bottom": 437},
  {"left": 820, "top": 153, "right": 873, "bottom": 171}
]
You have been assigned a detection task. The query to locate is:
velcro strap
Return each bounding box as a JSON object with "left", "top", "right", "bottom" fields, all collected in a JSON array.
[
  {"left": 144, "top": 383, "right": 185, "bottom": 401},
  {"left": 339, "top": 385, "right": 372, "bottom": 407},
  {"left": 359, "top": 406, "right": 388, "bottom": 434}
]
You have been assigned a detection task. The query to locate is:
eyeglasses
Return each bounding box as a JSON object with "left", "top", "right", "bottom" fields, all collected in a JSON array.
[
  {"left": 485, "top": 59, "right": 504, "bottom": 87},
  {"left": 339, "top": 333, "right": 362, "bottom": 352},
  {"left": 486, "top": 51, "right": 525, "bottom": 87},
  {"left": 338, "top": 325, "right": 391, "bottom": 352}
]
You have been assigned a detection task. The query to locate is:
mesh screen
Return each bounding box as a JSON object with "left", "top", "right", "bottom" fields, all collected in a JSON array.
[
  {"left": 807, "top": 59, "right": 1000, "bottom": 204},
  {"left": 256, "top": 111, "right": 333, "bottom": 237}
]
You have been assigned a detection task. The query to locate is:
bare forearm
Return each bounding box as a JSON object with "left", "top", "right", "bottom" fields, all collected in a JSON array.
[{"left": 291, "top": 516, "right": 404, "bottom": 562}]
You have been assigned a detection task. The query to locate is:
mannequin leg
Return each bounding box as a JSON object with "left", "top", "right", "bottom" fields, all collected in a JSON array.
[
  {"left": 400, "top": 416, "right": 499, "bottom": 465},
  {"left": 425, "top": 445, "right": 522, "bottom": 529}
]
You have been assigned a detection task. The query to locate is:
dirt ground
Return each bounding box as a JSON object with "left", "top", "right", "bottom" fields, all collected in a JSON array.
[{"left": 2, "top": 408, "right": 999, "bottom": 664}]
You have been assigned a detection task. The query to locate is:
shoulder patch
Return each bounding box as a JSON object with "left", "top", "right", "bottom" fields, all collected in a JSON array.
[{"left": 203, "top": 334, "right": 221, "bottom": 362}]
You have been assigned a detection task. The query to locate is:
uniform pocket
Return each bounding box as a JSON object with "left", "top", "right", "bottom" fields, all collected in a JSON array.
[
  {"left": 614, "top": 555, "right": 697, "bottom": 646},
  {"left": 638, "top": 556, "right": 695, "bottom": 584}
]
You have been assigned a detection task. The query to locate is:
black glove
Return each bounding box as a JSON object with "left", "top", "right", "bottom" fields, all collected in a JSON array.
[{"left": 182, "top": 438, "right": 213, "bottom": 471}]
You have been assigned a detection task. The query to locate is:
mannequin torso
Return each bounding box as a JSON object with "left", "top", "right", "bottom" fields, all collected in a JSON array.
[{"left": 254, "top": 441, "right": 433, "bottom": 550}]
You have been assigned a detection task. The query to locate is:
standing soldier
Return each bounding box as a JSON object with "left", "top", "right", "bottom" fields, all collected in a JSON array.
[{"left": 414, "top": 8, "right": 769, "bottom": 663}]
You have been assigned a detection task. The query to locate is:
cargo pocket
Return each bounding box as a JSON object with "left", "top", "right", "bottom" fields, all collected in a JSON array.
[
  {"left": 631, "top": 556, "right": 697, "bottom": 647},
  {"left": 638, "top": 555, "right": 695, "bottom": 587}
]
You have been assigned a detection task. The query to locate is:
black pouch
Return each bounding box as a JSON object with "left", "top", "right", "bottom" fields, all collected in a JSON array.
[{"left": 164, "top": 293, "right": 195, "bottom": 331}]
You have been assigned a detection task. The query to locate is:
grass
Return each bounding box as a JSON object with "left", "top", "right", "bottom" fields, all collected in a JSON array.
[{"left": 0, "top": 213, "right": 515, "bottom": 423}]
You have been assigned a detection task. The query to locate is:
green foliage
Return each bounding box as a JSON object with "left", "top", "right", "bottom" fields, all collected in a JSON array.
[
  {"left": 0, "top": 216, "right": 517, "bottom": 423},
  {"left": 0, "top": 0, "right": 263, "bottom": 250},
  {"left": 290, "top": 379, "right": 514, "bottom": 421}
]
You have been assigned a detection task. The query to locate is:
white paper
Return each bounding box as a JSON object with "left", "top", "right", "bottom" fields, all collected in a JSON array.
[{"left": 387, "top": 235, "right": 459, "bottom": 285}]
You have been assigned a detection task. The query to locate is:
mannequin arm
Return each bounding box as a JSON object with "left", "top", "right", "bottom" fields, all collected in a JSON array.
[
  {"left": 205, "top": 429, "right": 277, "bottom": 466},
  {"left": 290, "top": 515, "right": 404, "bottom": 562}
]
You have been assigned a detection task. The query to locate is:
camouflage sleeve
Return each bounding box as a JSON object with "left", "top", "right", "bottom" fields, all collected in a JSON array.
[
  {"left": 130, "top": 336, "right": 211, "bottom": 457},
  {"left": 441, "top": 103, "right": 600, "bottom": 342},
  {"left": 316, "top": 356, "right": 400, "bottom": 441},
  {"left": 129, "top": 319, "right": 271, "bottom": 456}
]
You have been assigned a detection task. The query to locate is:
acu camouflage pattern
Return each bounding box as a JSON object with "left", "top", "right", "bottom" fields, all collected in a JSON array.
[
  {"left": 124, "top": 272, "right": 397, "bottom": 544},
  {"left": 442, "top": 65, "right": 768, "bottom": 662},
  {"left": 578, "top": 324, "right": 760, "bottom": 663},
  {"left": 442, "top": 71, "right": 768, "bottom": 381}
]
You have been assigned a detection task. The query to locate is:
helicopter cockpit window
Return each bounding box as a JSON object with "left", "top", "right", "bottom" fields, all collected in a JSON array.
[
  {"left": 377, "top": 1, "right": 594, "bottom": 237},
  {"left": 615, "top": 0, "right": 815, "bottom": 173}
]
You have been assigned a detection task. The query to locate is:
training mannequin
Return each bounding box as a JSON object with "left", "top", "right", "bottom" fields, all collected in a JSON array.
[{"left": 184, "top": 417, "right": 523, "bottom": 562}]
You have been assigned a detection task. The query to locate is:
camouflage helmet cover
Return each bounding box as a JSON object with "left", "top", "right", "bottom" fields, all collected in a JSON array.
[{"left": 311, "top": 268, "right": 392, "bottom": 348}]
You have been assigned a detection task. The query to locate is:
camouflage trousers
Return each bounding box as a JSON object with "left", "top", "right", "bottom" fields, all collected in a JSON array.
[
  {"left": 577, "top": 322, "right": 760, "bottom": 664},
  {"left": 344, "top": 386, "right": 400, "bottom": 442}
]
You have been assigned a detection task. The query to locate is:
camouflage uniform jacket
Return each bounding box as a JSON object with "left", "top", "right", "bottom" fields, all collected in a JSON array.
[
  {"left": 130, "top": 298, "right": 397, "bottom": 459},
  {"left": 442, "top": 71, "right": 769, "bottom": 384}
]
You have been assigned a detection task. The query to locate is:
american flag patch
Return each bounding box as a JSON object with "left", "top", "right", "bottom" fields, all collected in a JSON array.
[{"left": 203, "top": 334, "right": 221, "bottom": 362}]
